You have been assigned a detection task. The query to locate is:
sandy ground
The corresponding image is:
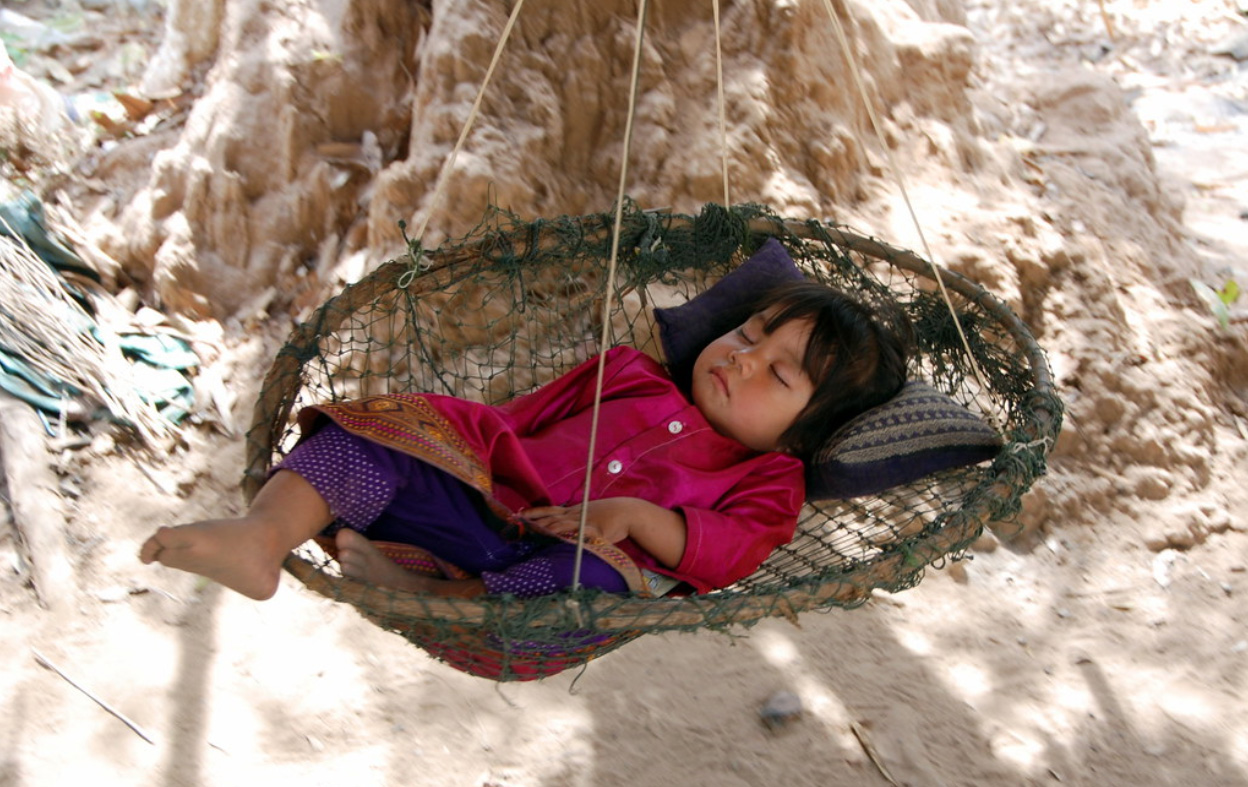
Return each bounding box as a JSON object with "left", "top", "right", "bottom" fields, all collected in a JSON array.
[{"left": 2, "top": 2, "right": 1247, "bottom": 786}]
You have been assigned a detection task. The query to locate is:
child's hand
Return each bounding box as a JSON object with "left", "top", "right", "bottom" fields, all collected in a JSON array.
[
  {"left": 522, "top": 498, "right": 687, "bottom": 569},
  {"left": 523, "top": 498, "right": 640, "bottom": 544}
]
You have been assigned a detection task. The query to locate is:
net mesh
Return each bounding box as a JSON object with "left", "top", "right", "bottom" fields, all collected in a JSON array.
[{"left": 243, "top": 202, "right": 1062, "bottom": 681}]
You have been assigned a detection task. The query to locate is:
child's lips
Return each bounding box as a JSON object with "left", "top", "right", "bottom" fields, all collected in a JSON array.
[{"left": 711, "top": 367, "right": 729, "bottom": 395}]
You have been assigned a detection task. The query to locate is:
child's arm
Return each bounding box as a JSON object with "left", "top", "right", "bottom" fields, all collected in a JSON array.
[{"left": 523, "top": 498, "right": 687, "bottom": 569}]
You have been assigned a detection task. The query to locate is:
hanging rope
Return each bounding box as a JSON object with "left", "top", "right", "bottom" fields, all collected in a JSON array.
[
  {"left": 570, "top": 0, "right": 654, "bottom": 592},
  {"left": 404, "top": 0, "right": 530, "bottom": 260},
  {"left": 817, "top": 0, "right": 999, "bottom": 429},
  {"left": 712, "top": 0, "right": 732, "bottom": 206}
]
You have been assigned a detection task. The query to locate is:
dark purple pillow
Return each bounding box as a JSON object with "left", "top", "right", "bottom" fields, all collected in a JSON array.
[{"left": 652, "top": 237, "right": 1001, "bottom": 499}]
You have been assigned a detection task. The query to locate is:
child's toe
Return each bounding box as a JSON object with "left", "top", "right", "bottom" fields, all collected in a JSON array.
[{"left": 138, "top": 532, "right": 166, "bottom": 564}]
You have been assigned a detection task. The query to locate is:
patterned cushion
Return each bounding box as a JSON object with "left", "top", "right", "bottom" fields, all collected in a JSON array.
[
  {"left": 655, "top": 239, "right": 1002, "bottom": 499},
  {"left": 806, "top": 380, "right": 1003, "bottom": 499}
]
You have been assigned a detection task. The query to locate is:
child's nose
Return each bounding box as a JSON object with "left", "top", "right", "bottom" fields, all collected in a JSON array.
[{"left": 730, "top": 347, "right": 757, "bottom": 374}]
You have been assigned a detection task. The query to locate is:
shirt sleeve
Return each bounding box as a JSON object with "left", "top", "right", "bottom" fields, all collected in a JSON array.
[{"left": 672, "top": 453, "right": 804, "bottom": 593}]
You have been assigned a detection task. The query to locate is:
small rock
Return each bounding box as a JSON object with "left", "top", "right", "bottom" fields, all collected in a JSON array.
[
  {"left": 1212, "top": 31, "right": 1248, "bottom": 61},
  {"left": 1143, "top": 503, "right": 1217, "bottom": 551},
  {"left": 972, "top": 532, "right": 999, "bottom": 553},
  {"left": 1203, "top": 507, "right": 1232, "bottom": 534},
  {"left": 58, "top": 476, "right": 84, "bottom": 499},
  {"left": 759, "top": 690, "right": 803, "bottom": 730},
  {"left": 946, "top": 560, "right": 970, "bottom": 584},
  {"left": 1164, "top": 522, "right": 1204, "bottom": 550},
  {"left": 1153, "top": 550, "right": 1180, "bottom": 588},
  {"left": 1131, "top": 469, "right": 1171, "bottom": 501},
  {"left": 1142, "top": 530, "right": 1171, "bottom": 553},
  {"left": 1093, "top": 394, "right": 1126, "bottom": 424}
]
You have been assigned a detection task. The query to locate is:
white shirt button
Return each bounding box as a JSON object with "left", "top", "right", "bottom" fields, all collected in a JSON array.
[
  {"left": 607, "top": 459, "right": 623, "bottom": 474},
  {"left": 668, "top": 421, "right": 683, "bottom": 434}
]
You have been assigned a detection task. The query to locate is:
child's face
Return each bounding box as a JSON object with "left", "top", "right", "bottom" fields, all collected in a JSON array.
[{"left": 690, "top": 309, "right": 816, "bottom": 452}]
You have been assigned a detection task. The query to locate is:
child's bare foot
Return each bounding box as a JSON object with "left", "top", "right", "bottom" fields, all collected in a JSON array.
[
  {"left": 334, "top": 530, "right": 486, "bottom": 597},
  {"left": 140, "top": 519, "right": 288, "bottom": 600},
  {"left": 334, "top": 529, "right": 435, "bottom": 593}
]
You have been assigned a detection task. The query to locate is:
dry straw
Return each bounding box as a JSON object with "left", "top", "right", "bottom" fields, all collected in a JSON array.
[{"left": 0, "top": 230, "right": 171, "bottom": 443}]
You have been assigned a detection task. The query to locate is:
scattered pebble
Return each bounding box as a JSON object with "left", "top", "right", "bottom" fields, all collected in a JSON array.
[
  {"left": 1152, "top": 550, "right": 1180, "bottom": 588},
  {"left": 759, "top": 690, "right": 803, "bottom": 730},
  {"left": 946, "top": 560, "right": 970, "bottom": 585},
  {"left": 972, "top": 532, "right": 999, "bottom": 553}
]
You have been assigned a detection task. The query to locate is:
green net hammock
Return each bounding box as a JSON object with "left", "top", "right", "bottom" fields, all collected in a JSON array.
[{"left": 242, "top": 202, "right": 1061, "bottom": 681}]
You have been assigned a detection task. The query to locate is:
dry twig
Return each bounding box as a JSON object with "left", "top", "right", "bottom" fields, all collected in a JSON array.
[
  {"left": 1096, "top": 0, "right": 1117, "bottom": 40},
  {"left": 851, "top": 720, "right": 900, "bottom": 786},
  {"left": 32, "top": 648, "right": 157, "bottom": 745}
]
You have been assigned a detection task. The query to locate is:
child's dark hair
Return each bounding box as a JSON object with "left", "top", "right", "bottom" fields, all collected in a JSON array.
[{"left": 753, "top": 280, "right": 912, "bottom": 459}]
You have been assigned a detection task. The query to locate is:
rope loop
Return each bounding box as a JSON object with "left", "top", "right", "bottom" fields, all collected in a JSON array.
[{"left": 396, "top": 220, "right": 427, "bottom": 289}]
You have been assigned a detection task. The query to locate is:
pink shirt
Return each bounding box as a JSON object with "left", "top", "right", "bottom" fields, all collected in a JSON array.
[{"left": 423, "top": 347, "right": 804, "bottom": 593}]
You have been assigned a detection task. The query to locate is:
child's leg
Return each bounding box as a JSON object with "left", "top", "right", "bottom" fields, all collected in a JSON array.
[
  {"left": 141, "top": 419, "right": 408, "bottom": 599},
  {"left": 139, "top": 470, "right": 334, "bottom": 600}
]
